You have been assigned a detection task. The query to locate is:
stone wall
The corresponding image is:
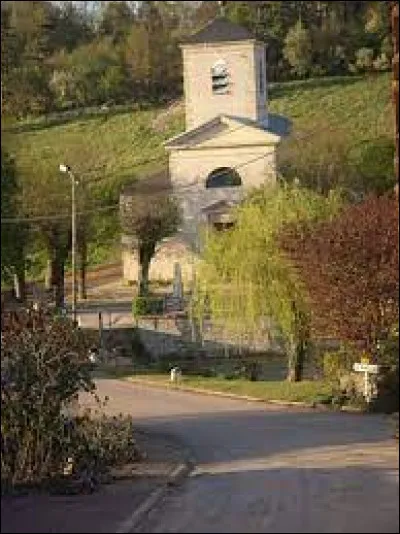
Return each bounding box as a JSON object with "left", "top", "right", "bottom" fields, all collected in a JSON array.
[
  {"left": 99, "top": 314, "right": 322, "bottom": 380},
  {"left": 122, "top": 236, "right": 196, "bottom": 284}
]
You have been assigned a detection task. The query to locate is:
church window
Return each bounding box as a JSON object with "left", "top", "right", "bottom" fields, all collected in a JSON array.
[
  {"left": 211, "top": 60, "right": 229, "bottom": 94},
  {"left": 205, "top": 167, "right": 242, "bottom": 188}
]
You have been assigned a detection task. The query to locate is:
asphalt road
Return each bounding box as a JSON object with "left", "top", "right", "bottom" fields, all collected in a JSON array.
[{"left": 90, "top": 379, "right": 399, "bottom": 534}]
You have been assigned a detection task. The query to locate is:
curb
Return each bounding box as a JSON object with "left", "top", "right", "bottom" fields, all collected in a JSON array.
[
  {"left": 114, "top": 460, "right": 193, "bottom": 533},
  {"left": 114, "top": 429, "right": 195, "bottom": 534},
  {"left": 127, "top": 378, "right": 364, "bottom": 414}
]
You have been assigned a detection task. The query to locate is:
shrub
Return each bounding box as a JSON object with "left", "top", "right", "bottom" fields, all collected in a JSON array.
[
  {"left": 1, "top": 307, "right": 139, "bottom": 491},
  {"left": 132, "top": 296, "right": 164, "bottom": 317},
  {"left": 280, "top": 193, "right": 399, "bottom": 356},
  {"left": 322, "top": 345, "right": 358, "bottom": 386},
  {"left": 355, "top": 47, "right": 374, "bottom": 71}
]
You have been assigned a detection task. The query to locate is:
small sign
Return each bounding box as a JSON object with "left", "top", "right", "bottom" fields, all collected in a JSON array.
[{"left": 353, "top": 363, "right": 379, "bottom": 374}]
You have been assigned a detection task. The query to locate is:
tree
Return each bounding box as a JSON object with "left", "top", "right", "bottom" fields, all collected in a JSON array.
[
  {"left": 120, "top": 174, "right": 180, "bottom": 296},
  {"left": 194, "top": 183, "right": 343, "bottom": 381},
  {"left": 98, "top": 1, "right": 134, "bottom": 43},
  {"left": 278, "top": 124, "right": 356, "bottom": 195},
  {"left": 1, "top": 148, "right": 28, "bottom": 297},
  {"left": 283, "top": 19, "right": 313, "bottom": 78},
  {"left": 280, "top": 193, "right": 399, "bottom": 358},
  {"left": 15, "top": 157, "right": 71, "bottom": 308}
]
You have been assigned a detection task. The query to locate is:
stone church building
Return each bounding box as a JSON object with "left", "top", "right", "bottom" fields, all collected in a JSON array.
[{"left": 121, "top": 17, "right": 289, "bottom": 286}]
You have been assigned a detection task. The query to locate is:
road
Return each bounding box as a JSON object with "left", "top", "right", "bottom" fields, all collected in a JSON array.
[{"left": 90, "top": 379, "right": 399, "bottom": 534}]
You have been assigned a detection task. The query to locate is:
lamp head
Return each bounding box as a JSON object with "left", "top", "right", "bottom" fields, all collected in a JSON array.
[{"left": 59, "top": 164, "right": 71, "bottom": 173}]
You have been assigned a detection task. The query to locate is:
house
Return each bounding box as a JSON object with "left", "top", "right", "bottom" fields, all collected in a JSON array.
[{"left": 121, "top": 16, "right": 289, "bottom": 286}]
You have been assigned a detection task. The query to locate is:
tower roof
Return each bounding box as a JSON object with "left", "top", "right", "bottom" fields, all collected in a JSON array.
[{"left": 182, "top": 17, "right": 254, "bottom": 45}]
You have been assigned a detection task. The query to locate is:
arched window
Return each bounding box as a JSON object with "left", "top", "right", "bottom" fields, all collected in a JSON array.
[
  {"left": 211, "top": 60, "right": 229, "bottom": 94},
  {"left": 205, "top": 167, "right": 242, "bottom": 188}
]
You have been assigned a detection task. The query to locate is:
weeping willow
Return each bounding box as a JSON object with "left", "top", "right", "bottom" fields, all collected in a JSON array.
[{"left": 193, "top": 182, "right": 344, "bottom": 381}]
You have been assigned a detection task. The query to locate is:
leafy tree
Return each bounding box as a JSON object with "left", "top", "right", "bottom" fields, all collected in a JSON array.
[
  {"left": 1, "top": 148, "right": 27, "bottom": 295},
  {"left": 98, "top": 0, "right": 134, "bottom": 43},
  {"left": 194, "top": 183, "right": 343, "bottom": 381},
  {"left": 278, "top": 124, "right": 356, "bottom": 195},
  {"left": 280, "top": 193, "right": 399, "bottom": 358},
  {"left": 283, "top": 19, "right": 313, "bottom": 78},
  {"left": 120, "top": 176, "right": 180, "bottom": 296}
]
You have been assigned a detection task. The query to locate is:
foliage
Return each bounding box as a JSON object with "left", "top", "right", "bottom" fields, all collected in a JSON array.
[
  {"left": 1, "top": 148, "right": 26, "bottom": 284},
  {"left": 1, "top": 1, "right": 395, "bottom": 120},
  {"left": 280, "top": 193, "right": 399, "bottom": 357},
  {"left": 120, "top": 182, "right": 180, "bottom": 296},
  {"left": 279, "top": 125, "right": 396, "bottom": 197},
  {"left": 1, "top": 307, "right": 140, "bottom": 490},
  {"left": 278, "top": 124, "right": 356, "bottom": 195},
  {"left": 351, "top": 137, "right": 396, "bottom": 195},
  {"left": 194, "top": 183, "right": 344, "bottom": 381},
  {"left": 1, "top": 307, "right": 94, "bottom": 486},
  {"left": 64, "top": 411, "right": 139, "bottom": 479},
  {"left": 283, "top": 20, "right": 313, "bottom": 78},
  {"left": 322, "top": 345, "right": 359, "bottom": 386},
  {"left": 355, "top": 47, "right": 375, "bottom": 71},
  {"left": 132, "top": 295, "right": 164, "bottom": 317}
]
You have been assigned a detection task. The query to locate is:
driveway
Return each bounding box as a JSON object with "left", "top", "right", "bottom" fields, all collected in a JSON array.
[{"left": 89, "top": 379, "right": 398, "bottom": 533}]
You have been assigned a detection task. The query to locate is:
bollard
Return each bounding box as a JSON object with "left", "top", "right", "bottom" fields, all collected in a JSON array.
[{"left": 170, "top": 367, "right": 182, "bottom": 383}]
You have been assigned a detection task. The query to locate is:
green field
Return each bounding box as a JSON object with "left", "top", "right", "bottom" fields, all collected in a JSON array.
[{"left": 3, "top": 73, "right": 393, "bottom": 269}]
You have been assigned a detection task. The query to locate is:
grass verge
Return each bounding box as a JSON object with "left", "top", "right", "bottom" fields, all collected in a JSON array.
[{"left": 124, "top": 374, "right": 333, "bottom": 405}]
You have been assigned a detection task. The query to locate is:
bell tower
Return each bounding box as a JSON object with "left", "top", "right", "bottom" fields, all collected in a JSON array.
[{"left": 180, "top": 17, "right": 268, "bottom": 130}]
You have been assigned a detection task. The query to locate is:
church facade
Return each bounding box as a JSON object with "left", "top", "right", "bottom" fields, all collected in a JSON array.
[{"left": 122, "top": 17, "right": 289, "bottom": 285}]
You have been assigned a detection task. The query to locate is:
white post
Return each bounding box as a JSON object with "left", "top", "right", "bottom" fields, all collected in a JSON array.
[
  {"left": 71, "top": 172, "right": 77, "bottom": 326},
  {"left": 364, "top": 371, "right": 369, "bottom": 402}
]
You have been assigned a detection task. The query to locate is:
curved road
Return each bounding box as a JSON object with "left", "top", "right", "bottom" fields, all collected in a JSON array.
[{"left": 91, "top": 379, "right": 399, "bottom": 533}]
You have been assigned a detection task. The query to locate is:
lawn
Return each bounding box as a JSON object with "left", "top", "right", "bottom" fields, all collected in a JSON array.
[{"left": 125, "top": 373, "right": 333, "bottom": 404}]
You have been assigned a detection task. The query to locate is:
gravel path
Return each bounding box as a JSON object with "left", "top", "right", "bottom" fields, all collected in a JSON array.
[{"left": 90, "top": 379, "right": 399, "bottom": 533}]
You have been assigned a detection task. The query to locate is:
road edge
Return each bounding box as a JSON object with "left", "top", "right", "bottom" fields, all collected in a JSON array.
[
  {"left": 125, "top": 377, "right": 364, "bottom": 413},
  {"left": 114, "top": 435, "right": 194, "bottom": 534}
]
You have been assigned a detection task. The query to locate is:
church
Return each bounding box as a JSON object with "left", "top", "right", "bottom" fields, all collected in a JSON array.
[{"left": 121, "top": 16, "right": 289, "bottom": 286}]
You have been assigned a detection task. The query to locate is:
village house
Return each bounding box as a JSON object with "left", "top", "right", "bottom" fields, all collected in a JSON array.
[{"left": 121, "top": 16, "right": 290, "bottom": 287}]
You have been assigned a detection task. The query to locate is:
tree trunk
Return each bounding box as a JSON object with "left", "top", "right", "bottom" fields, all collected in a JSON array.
[
  {"left": 13, "top": 266, "right": 25, "bottom": 302},
  {"left": 138, "top": 244, "right": 154, "bottom": 297},
  {"left": 45, "top": 259, "right": 53, "bottom": 290},
  {"left": 78, "top": 237, "right": 87, "bottom": 300},
  {"left": 286, "top": 340, "right": 299, "bottom": 382},
  {"left": 287, "top": 329, "right": 309, "bottom": 382},
  {"left": 50, "top": 254, "right": 65, "bottom": 310},
  {"left": 138, "top": 256, "right": 151, "bottom": 296}
]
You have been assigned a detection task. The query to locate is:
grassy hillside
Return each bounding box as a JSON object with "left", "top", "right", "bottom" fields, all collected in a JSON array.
[
  {"left": 2, "top": 73, "right": 393, "bottom": 270},
  {"left": 269, "top": 73, "right": 393, "bottom": 140}
]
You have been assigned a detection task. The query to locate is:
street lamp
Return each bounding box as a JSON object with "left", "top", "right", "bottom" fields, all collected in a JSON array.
[{"left": 59, "top": 164, "right": 78, "bottom": 325}]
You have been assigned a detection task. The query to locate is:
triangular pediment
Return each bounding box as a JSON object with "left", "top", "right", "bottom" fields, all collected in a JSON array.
[{"left": 164, "top": 115, "right": 282, "bottom": 150}]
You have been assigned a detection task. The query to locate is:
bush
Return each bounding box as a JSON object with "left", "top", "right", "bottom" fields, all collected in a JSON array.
[
  {"left": 1, "top": 308, "right": 139, "bottom": 491},
  {"left": 355, "top": 48, "right": 374, "bottom": 72},
  {"left": 323, "top": 346, "right": 358, "bottom": 386},
  {"left": 132, "top": 296, "right": 164, "bottom": 317}
]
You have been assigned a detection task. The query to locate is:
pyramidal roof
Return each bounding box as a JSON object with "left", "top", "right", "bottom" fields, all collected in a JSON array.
[{"left": 182, "top": 17, "right": 254, "bottom": 45}]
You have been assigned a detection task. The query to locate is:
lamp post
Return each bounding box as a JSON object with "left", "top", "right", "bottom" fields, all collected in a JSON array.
[{"left": 59, "top": 164, "right": 78, "bottom": 325}]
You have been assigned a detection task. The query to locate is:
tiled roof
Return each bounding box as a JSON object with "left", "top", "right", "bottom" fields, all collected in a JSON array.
[{"left": 182, "top": 17, "right": 254, "bottom": 44}]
